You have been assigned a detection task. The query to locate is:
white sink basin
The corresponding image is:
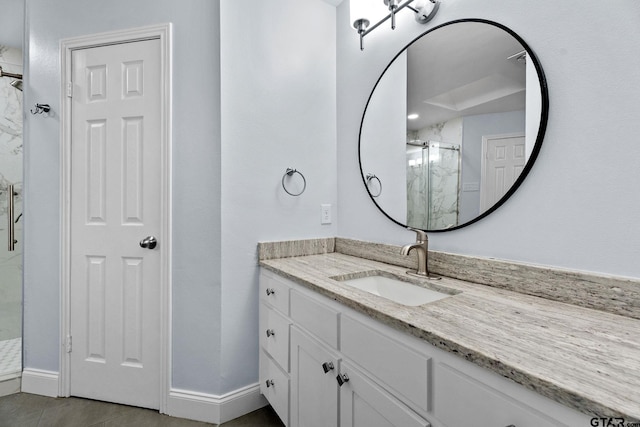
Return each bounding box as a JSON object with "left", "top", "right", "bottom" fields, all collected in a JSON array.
[{"left": 333, "top": 272, "right": 453, "bottom": 306}]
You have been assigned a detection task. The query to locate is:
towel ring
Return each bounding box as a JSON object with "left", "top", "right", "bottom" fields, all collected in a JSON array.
[
  {"left": 282, "top": 168, "right": 306, "bottom": 196},
  {"left": 366, "top": 173, "right": 382, "bottom": 197}
]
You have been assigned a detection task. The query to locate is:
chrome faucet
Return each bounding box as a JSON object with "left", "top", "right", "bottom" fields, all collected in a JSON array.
[{"left": 400, "top": 228, "right": 440, "bottom": 280}]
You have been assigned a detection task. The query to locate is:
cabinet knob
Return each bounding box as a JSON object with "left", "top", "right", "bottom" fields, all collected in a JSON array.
[
  {"left": 322, "top": 362, "right": 335, "bottom": 373},
  {"left": 266, "top": 288, "right": 275, "bottom": 296},
  {"left": 265, "top": 379, "right": 274, "bottom": 388},
  {"left": 266, "top": 329, "right": 275, "bottom": 337},
  {"left": 336, "top": 373, "right": 350, "bottom": 386}
]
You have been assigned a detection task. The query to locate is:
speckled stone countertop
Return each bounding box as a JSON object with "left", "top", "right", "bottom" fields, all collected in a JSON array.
[{"left": 260, "top": 252, "right": 640, "bottom": 422}]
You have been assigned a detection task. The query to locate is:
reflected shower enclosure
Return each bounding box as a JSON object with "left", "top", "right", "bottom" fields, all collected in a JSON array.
[
  {"left": 406, "top": 140, "right": 460, "bottom": 230},
  {"left": 0, "top": 44, "right": 23, "bottom": 383}
]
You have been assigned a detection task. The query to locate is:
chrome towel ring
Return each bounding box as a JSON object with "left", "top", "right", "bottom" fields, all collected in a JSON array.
[
  {"left": 282, "top": 168, "right": 306, "bottom": 196},
  {"left": 366, "top": 173, "right": 382, "bottom": 197}
]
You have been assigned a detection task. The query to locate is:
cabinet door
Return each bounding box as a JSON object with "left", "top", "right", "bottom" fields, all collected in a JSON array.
[
  {"left": 290, "top": 327, "right": 339, "bottom": 427},
  {"left": 339, "top": 362, "right": 430, "bottom": 427}
]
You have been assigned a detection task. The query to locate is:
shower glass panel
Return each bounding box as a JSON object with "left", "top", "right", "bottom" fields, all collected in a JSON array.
[
  {"left": 406, "top": 142, "right": 460, "bottom": 230},
  {"left": 0, "top": 45, "right": 23, "bottom": 382}
]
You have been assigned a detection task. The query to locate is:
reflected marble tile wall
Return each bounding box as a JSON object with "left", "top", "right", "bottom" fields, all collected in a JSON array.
[
  {"left": 0, "top": 44, "right": 23, "bottom": 343},
  {"left": 407, "top": 118, "right": 461, "bottom": 229}
]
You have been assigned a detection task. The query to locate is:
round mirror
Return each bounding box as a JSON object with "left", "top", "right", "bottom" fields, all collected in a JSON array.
[{"left": 358, "top": 19, "right": 548, "bottom": 231}]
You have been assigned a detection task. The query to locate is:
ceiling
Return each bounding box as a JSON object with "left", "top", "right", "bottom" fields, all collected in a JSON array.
[{"left": 406, "top": 22, "right": 527, "bottom": 131}]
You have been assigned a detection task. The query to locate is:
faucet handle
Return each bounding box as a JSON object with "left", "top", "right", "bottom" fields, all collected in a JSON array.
[{"left": 408, "top": 227, "right": 427, "bottom": 242}]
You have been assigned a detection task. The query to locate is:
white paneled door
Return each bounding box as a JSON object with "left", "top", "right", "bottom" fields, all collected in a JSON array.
[
  {"left": 480, "top": 134, "right": 526, "bottom": 212},
  {"left": 69, "top": 39, "right": 163, "bottom": 409}
]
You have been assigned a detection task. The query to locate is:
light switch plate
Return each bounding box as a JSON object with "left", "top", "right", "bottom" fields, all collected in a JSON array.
[{"left": 321, "top": 204, "right": 332, "bottom": 224}]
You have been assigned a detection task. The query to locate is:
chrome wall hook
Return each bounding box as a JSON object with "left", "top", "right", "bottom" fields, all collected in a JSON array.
[{"left": 30, "top": 103, "right": 51, "bottom": 115}]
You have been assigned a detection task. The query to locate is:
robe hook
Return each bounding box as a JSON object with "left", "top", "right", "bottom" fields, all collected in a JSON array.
[{"left": 31, "top": 103, "right": 51, "bottom": 115}]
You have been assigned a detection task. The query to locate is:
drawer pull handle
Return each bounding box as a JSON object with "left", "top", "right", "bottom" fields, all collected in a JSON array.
[
  {"left": 322, "top": 362, "right": 335, "bottom": 373},
  {"left": 266, "top": 329, "right": 276, "bottom": 337},
  {"left": 265, "top": 379, "right": 274, "bottom": 388},
  {"left": 266, "top": 288, "right": 275, "bottom": 296},
  {"left": 336, "top": 373, "right": 350, "bottom": 386}
]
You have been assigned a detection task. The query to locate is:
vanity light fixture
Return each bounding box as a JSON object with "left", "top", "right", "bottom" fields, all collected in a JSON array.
[
  {"left": 407, "top": 113, "right": 419, "bottom": 120},
  {"left": 351, "top": 0, "right": 440, "bottom": 51}
]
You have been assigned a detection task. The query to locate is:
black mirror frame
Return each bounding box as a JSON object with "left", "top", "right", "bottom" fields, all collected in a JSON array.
[{"left": 358, "top": 18, "right": 549, "bottom": 232}]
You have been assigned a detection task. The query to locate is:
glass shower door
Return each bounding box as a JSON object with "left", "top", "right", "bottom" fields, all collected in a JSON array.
[
  {"left": 406, "top": 142, "right": 460, "bottom": 230},
  {"left": 0, "top": 44, "right": 23, "bottom": 383}
]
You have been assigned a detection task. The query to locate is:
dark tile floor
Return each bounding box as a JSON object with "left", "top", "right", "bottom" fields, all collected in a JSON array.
[{"left": 0, "top": 393, "right": 285, "bottom": 427}]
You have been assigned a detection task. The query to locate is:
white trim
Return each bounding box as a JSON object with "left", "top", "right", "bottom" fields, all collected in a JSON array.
[
  {"left": 59, "top": 23, "right": 173, "bottom": 413},
  {"left": 166, "top": 384, "right": 268, "bottom": 424},
  {"left": 21, "top": 369, "right": 59, "bottom": 397}
]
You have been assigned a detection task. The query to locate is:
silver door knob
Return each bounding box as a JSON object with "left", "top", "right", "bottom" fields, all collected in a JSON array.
[{"left": 140, "top": 236, "right": 157, "bottom": 249}]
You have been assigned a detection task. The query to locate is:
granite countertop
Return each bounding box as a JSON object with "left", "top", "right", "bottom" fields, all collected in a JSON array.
[{"left": 260, "top": 252, "right": 640, "bottom": 422}]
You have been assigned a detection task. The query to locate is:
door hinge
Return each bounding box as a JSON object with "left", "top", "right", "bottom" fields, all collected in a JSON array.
[
  {"left": 65, "top": 335, "right": 72, "bottom": 353},
  {"left": 66, "top": 82, "right": 73, "bottom": 98}
]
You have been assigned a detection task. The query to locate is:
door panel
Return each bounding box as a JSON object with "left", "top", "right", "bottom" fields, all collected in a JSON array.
[
  {"left": 481, "top": 134, "right": 525, "bottom": 211},
  {"left": 69, "top": 38, "right": 162, "bottom": 409}
]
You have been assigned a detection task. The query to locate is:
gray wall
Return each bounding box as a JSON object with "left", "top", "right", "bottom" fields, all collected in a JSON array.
[
  {"left": 337, "top": 0, "right": 640, "bottom": 279},
  {"left": 22, "top": 0, "right": 337, "bottom": 396}
]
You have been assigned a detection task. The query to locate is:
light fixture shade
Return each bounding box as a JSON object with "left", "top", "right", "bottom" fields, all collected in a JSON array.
[{"left": 350, "top": 0, "right": 387, "bottom": 29}]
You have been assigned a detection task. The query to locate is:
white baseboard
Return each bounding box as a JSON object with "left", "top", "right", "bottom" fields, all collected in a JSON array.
[
  {"left": 0, "top": 376, "right": 21, "bottom": 397},
  {"left": 165, "top": 383, "right": 268, "bottom": 424},
  {"left": 21, "top": 369, "right": 59, "bottom": 397}
]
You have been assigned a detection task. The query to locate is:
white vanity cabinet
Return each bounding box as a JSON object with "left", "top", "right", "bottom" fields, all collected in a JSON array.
[
  {"left": 259, "top": 272, "right": 292, "bottom": 425},
  {"left": 259, "top": 269, "right": 592, "bottom": 427}
]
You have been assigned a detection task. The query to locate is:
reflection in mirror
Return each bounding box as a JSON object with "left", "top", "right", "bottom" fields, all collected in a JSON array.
[{"left": 359, "top": 19, "right": 548, "bottom": 231}]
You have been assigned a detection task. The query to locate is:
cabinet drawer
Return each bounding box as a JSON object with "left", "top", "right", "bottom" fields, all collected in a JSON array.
[
  {"left": 341, "top": 315, "right": 430, "bottom": 413},
  {"left": 260, "top": 350, "right": 289, "bottom": 426},
  {"left": 260, "top": 271, "right": 290, "bottom": 315},
  {"left": 434, "top": 363, "right": 560, "bottom": 427},
  {"left": 260, "top": 302, "right": 291, "bottom": 371},
  {"left": 290, "top": 290, "right": 339, "bottom": 349}
]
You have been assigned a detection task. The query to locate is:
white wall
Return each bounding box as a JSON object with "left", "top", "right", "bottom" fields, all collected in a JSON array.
[
  {"left": 337, "top": 0, "right": 640, "bottom": 279},
  {"left": 219, "top": 0, "right": 337, "bottom": 391},
  {"left": 360, "top": 51, "right": 406, "bottom": 222},
  {"left": 0, "top": 0, "right": 24, "bottom": 49}
]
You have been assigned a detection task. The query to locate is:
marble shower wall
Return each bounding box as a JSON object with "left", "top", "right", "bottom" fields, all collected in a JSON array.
[
  {"left": 407, "top": 118, "right": 462, "bottom": 229},
  {"left": 0, "top": 45, "right": 23, "bottom": 341}
]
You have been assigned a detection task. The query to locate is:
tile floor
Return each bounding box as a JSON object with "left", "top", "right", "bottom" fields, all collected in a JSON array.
[{"left": 0, "top": 393, "right": 285, "bottom": 427}]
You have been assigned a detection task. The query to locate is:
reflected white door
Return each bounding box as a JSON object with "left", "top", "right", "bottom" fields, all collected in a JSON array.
[
  {"left": 480, "top": 134, "right": 525, "bottom": 212},
  {"left": 69, "top": 39, "right": 162, "bottom": 409}
]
